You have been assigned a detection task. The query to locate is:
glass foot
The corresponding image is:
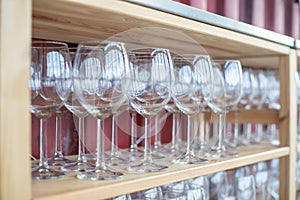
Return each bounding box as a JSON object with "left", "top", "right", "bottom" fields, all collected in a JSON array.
[
  {"left": 48, "top": 157, "right": 76, "bottom": 166},
  {"left": 172, "top": 153, "right": 208, "bottom": 165},
  {"left": 62, "top": 161, "right": 95, "bottom": 172},
  {"left": 108, "top": 156, "right": 130, "bottom": 166},
  {"left": 32, "top": 166, "right": 65, "bottom": 180},
  {"left": 206, "top": 149, "right": 238, "bottom": 158},
  {"left": 76, "top": 168, "right": 123, "bottom": 180},
  {"left": 127, "top": 161, "right": 168, "bottom": 173}
]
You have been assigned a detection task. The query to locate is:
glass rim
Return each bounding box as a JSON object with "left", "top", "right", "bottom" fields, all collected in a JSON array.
[
  {"left": 31, "top": 41, "right": 68, "bottom": 49},
  {"left": 77, "top": 40, "right": 125, "bottom": 47}
]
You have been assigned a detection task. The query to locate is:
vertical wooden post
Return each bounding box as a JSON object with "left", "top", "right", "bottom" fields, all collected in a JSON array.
[
  {"left": 279, "top": 50, "right": 297, "bottom": 200},
  {"left": 0, "top": 0, "right": 32, "bottom": 199}
]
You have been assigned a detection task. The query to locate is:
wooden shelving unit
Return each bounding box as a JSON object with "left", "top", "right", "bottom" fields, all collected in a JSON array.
[
  {"left": 1, "top": 0, "right": 299, "bottom": 199},
  {"left": 32, "top": 145, "right": 289, "bottom": 200}
]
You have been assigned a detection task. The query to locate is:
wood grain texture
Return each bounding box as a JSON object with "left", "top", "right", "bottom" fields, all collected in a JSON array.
[
  {"left": 32, "top": 0, "right": 290, "bottom": 68},
  {"left": 0, "top": 0, "right": 32, "bottom": 199},
  {"left": 32, "top": 145, "right": 289, "bottom": 200}
]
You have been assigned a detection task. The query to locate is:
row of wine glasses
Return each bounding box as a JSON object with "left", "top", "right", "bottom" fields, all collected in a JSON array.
[
  {"left": 109, "top": 159, "right": 279, "bottom": 200},
  {"left": 225, "top": 67, "right": 280, "bottom": 148},
  {"left": 110, "top": 176, "right": 209, "bottom": 200},
  {"left": 30, "top": 40, "right": 244, "bottom": 180}
]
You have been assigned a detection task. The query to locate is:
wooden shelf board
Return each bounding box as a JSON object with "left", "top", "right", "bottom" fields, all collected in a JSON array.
[
  {"left": 32, "top": 145, "right": 289, "bottom": 200},
  {"left": 32, "top": 0, "right": 290, "bottom": 68},
  {"left": 226, "top": 109, "right": 279, "bottom": 124}
]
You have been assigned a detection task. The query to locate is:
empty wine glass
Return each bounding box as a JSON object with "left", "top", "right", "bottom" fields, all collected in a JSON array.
[
  {"left": 248, "top": 69, "right": 268, "bottom": 144},
  {"left": 239, "top": 67, "right": 253, "bottom": 146},
  {"left": 62, "top": 47, "right": 95, "bottom": 172},
  {"left": 108, "top": 99, "right": 131, "bottom": 166},
  {"left": 236, "top": 174, "right": 256, "bottom": 200},
  {"left": 207, "top": 60, "right": 243, "bottom": 158},
  {"left": 252, "top": 161, "right": 269, "bottom": 199},
  {"left": 47, "top": 106, "right": 75, "bottom": 167},
  {"left": 30, "top": 41, "right": 72, "bottom": 179},
  {"left": 74, "top": 40, "right": 129, "bottom": 180},
  {"left": 123, "top": 48, "right": 173, "bottom": 173},
  {"left": 171, "top": 54, "right": 213, "bottom": 164},
  {"left": 265, "top": 69, "right": 280, "bottom": 145}
]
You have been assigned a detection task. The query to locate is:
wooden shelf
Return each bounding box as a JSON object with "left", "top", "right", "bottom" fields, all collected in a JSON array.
[
  {"left": 226, "top": 109, "right": 279, "bottom": 124},
  {"left": 32, "top": 0, "right": 290, "bottom": 68},
  {"left": 0, "top": 0, "right": 296, "bottom": 199},
  {"left": 32, "top": 144, "right": 288, "bottom": 200}
]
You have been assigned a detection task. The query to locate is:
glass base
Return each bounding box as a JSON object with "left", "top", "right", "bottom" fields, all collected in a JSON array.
[
  {"left": 127, "top": 161, "right": 168, "bottom": 173},
  {"left": 48, "top": 157, "right": 76, "bottom": 166},
  {"left": 172, "top": 153, "right": 208, "bottom": 165},
  {"left": 108, "top": 156, "right": 130, "bottom": 166},
  {"left": 76, "top": 168, "right": 123, "bottom": 180},
  {"left": 62, "top": 161, "right": 95, "bottom": 172},
  {"left": 32, "top": 166, "right": 65, "bottom": 180},
  {"left": 206, "top": 148, "right": 238, "bottom": 159}
]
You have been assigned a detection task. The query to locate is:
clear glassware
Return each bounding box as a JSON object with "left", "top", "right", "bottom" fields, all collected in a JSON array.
[
  {"left": 164, "top": 99, "right": 183, "bottom": 158},
  {"left": 209, "top": 171, "right": 228, "bottom": 200},
  {"left": 47, "top": 106, "right": 75, "bottom": 167},
  {"left": 188, "top": 176, "right": 210, "bottom": 200},
  {"left": 248, "top": 69, "right": 268, "bottom": 144},
  {"left": 171, "top": 54, "right": 213, "bottom": 165},
  {"left": 142, "top": 185, "right": 186, "bottom": 200},
  {"left": 30, "top": 41, "right": 72, "bottom": 179},
  {"left": 252, "top": 161, "right": 269, "bottom": 199},
  {"left": 265, "top": 69, "right": 280, "bottom": 145},
  {"left": 62, "top": 47, "right": 95, "bottom": 172},
  {"left": 108, "top": 99, "right": 131, "bottom": 166},
  {"left": 267, "top": 158, "right": 280, "bottom": 200},
  {"left": 124, "top": 48, "right": 173, "bottom": 173},
  {"left": 239, "top": 67, "right": 254, "bottom": 146},
  {"left": 207, "top": 60, "right": 243, "bottom": 158},
  {"left": 74, "top": 40, "right": 130, "bottom": 180},
  {"left": 236, "top": 175, "right": 256, "bottom": 200}
]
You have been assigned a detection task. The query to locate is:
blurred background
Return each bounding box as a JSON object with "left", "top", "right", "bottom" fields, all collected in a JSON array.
[{"left": 173, "top": 0, "right": 300, "bottom": 39}]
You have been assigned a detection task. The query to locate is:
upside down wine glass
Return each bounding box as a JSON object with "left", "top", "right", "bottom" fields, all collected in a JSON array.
[
  {"left": 207, "top": 60, "right": 243, "bottom": 158},
  {"left": 74, "top": 41, "right": 129, "bottom": 180},
  {"left": 171, "top": 54, "right": 213, "bottom": 165},
  {"left": 30, "top": 41, "right": 72, "bottom": 179},
  {"left": 124, "top": 48, "right": 173, "bottom": 173}
]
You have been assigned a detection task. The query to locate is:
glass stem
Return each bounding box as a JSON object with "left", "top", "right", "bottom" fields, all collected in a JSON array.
[
  {"left": 77, "top": 117, "right": 87, "bottom": 163},
  {"left": 233, "top": 109, "right": 239, "bottom": 146},
  {"left": 129, "top": 112, "right": 137, "bottom": 151},
  {"left": 153, "top": 115, "right": 161, "bottom": 149},
  {"left": 54, "top": 112, "right": 63, "bottom": 159},
  {"left": 143, "top": 117, "right": 152, "bottom": 163},
  {"left": 111, "top": 115, "right": 120, "bottom": 157},
  {"left": 39, "top": 118, "right": 48, "bottom": 167},
  {"left": 215, "top": 113, "right": 226, "bottom": 151},
  {"left": 198, "top": 112, "right": 206, "bottom": 149},
  {"left": 185, "top": 115, "right": 194, "bottom": 156},
  {"left": 170, "top": 113, "right": 178, "bottom": 152},
  {"left": 95, "top": 119, "right": 106, "bottom": 170}
]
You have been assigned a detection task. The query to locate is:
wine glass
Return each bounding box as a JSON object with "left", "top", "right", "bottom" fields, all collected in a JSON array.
[
  {"left": 123, "top": 48, "right": 173, "bottom": 173},
  {"left": 171, "top": 54, "right": 213, "bottom": 164},
  {"left": 108, "top": 99, "right": 131, "bottom": 166},
  {"left": 73, "top": 40, "right": 129, "bottom": 180},
  {"left": 48, "top": 106, "right": 76, "bottom": 166},
  {"left": 248, "top": 69, "right": 268, "bottom": 144},
  {"left": 239, "top": 67, "right": 253, "bottom": 146},
  {"left": 265, "top": 69, "right": 280, "bottom": 145},
  {"left": 207, "top": 60, "right": 243, "bottom": 158},
  {"left": 61, "top": 47, "right": 95, "bottom": 172},
  {"left": 30, "top": 41, "right": 72, "bottom": 179}
]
